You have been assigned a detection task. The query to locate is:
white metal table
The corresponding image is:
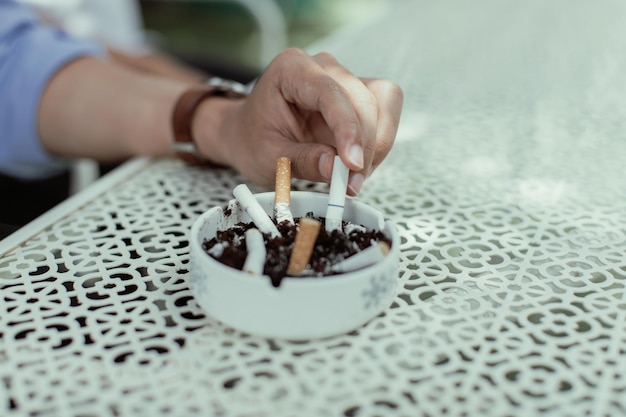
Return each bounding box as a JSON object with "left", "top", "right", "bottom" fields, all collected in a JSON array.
[{"left": 2, "top": 1, "right": 626, "bottom": 416}]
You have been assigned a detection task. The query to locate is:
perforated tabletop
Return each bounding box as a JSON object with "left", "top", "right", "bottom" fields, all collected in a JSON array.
[{"left": 2, "top": 1, "right": 626, "bottom": 416}]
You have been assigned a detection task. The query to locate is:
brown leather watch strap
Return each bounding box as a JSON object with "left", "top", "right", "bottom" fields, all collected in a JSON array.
[
  {"left": 172, "top": 86, "right": 220, "bottom": 165},
  {"left": 171, "top": 83, "right": 247, "bottom": 165}
]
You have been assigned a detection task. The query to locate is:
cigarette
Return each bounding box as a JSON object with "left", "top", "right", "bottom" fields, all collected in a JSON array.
[
  {"left": 274, "top": 157, "right": 294, "bottom": 224},
  {"left": 325, "top": 155, "right": 350, "bottom": 232},
  {"left": 207, "top": 241, "right": 227, "bottom": 258},
  {"left": 331, "top": 242, "right": 390, "bottom": 273},
  {"left": 287, "top": 218, "right": 322, "bottom": 275},
  {"left": 233, "top": 184, "right": 280, "bottom": 238},
  {"left": 242, "top": 228, "right": 266, "bottom": 275}
]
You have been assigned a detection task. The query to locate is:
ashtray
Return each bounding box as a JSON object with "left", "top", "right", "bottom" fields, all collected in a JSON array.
[{"left": 189, "top": 191, "right": 399, "bottom": 340}]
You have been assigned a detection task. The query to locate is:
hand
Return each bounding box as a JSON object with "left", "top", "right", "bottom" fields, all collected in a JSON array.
[{"left": 198, "top": 48, "right": 403, "bottom": 195}]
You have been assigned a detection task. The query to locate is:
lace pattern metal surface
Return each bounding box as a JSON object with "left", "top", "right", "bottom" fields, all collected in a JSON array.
[{"left": 2, "top": 0, "right": 626, "bottom": 416}]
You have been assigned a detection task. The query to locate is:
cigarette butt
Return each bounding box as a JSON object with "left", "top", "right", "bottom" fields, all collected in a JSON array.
[
  {"left": 287, "top": 218, "right": 322, "bottom": 275},
  {"left": 325, "top": 155, "right": 349, "bottom": 232},
  {"left": 331, "top": 242, "right": 390, "bottom": 273},
  {"left": 233, "top": 184, "right": 280, "bottom": 238},
  {"left": 243, "top": 228, "right": 266, "bottom": 275},
  {"left": 275, "top": 157, "right": 291, "bottom": 205},
  {"left": 274, "top": 157, "right": 294, "bottom": 224}
]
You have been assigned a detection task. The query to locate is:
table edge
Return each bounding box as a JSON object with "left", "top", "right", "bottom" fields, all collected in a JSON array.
[{"left": 0, "top": 157, "right": 152, "bottom": 257}]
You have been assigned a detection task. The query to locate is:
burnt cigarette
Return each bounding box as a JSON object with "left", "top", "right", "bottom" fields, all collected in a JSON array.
[
  {"left": 287, "top": 217, "right": 322, "bottom": 275},
  {"left": 233, "top": 184, "right": 280, "bottom": 238},
  {"left": 242, "top": 228, "right": 266, "bottom": 275},
  {"left": 325, "top": 155, "right": 349, "bottom": 232},
  {"left": 331, "top": 242, "right": 390, "bottom": 273},
  {"left": 274, "top": 157, "right": 294, "bottom": 224}
]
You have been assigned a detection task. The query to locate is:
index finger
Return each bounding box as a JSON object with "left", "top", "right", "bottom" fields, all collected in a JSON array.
[{"left": 270, "top": 48, "right": 365, "bottom": 171}]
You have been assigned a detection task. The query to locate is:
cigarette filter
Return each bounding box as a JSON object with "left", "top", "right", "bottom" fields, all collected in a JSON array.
[
  {"left": 331, "top": 242, "right": 390, "bottom": 273},
  {"left": 287, "top": 218, "right": 322, "bottom": 275},
  {"left": 274, "top": 157, "right": 294, "bottom": 224},
  {"left": 233, "top": 184, "right": 280, "bottom": 238},
  {"left": 325, "top": 155, "right": 350, "bottom": 232},
  {"left": 242, "top": 228, "right": 266, "bottom": 275}
]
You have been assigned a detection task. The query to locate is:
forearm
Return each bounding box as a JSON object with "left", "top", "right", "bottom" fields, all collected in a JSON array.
[
  {"left": 107, "top": 48, "right": 209, "bottom": 84},
  {"left": 38, "top": 56, "right": 243, "bottom": 167},
  {"left": 39, "top": 57, "right": 190, "bottom": 162}
]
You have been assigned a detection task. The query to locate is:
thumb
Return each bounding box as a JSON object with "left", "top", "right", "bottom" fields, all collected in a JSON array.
[{"left": 280, "top": 143, "right": 336, "bottom": 184}]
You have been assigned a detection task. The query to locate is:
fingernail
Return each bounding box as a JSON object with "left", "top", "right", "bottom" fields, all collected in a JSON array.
[
  {"left": 318, "top": 153, "right": 331, "bottom": 180},
  {"left": 347, "top": 144, "right": 364, "bottom": 170},
  {"left": 348, "top": 172, "right": 365, "bottom": 195}
]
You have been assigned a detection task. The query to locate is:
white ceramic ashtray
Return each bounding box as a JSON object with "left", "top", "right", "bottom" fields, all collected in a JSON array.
[{"left": 189, "top": 191, "right": 399, "bottom": 340}]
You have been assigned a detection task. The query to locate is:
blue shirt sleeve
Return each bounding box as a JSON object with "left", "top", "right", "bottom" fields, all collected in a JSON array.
[{"left": 0, "top": 1, "right": 105, "bottom": 179}]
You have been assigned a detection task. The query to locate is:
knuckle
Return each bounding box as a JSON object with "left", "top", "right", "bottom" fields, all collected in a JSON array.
[
  {"left": 377, "top": 134, "right": 395, "bottom": 151},
  {"left": 313, "top": 51, "right": 336, "bottom": 63},
  {"left": 369, "top": 79, "right": 404, "bottom": 102},
  {"left": 317, "top": 78, "right": 348, "bottom": 106},
  {"left": 279, "top": 47, "right": 306, "bottom": 60},
  {"left": 291, "top": 150, "right": 314, "bottom": 180},
  {"left": 363, "top": 138, "right": 377, "bottom": 153},
  {"left": 269, "top": 48, "right": 306, "bottom": 72},
  {"left": 388, "top": 81, "right": 404, "bottom": 102}
]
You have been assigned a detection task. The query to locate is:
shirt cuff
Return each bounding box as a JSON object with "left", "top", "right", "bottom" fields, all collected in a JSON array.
[{"left": 0, "top": 23, "right": 105, "bottom": 180}]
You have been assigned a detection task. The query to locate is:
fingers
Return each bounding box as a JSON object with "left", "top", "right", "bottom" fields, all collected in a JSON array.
[
  {"left": 312, "top": 52, "right": 380, "bottom": 193},
  {"left": 305, "top": 64, "right": 402, "bottom": 194},
  {"left": 271, "top": 49, "right": 364, "bottom": 171},
  {"left": 361, "top": 77, "right": 404, "bottom": 173},
  {"left": 244, "top": 48, "right": 403, "bottom": 193}
]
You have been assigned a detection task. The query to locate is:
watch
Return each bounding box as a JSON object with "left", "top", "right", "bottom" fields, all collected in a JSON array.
[{"left": 171, "top": 77, "right": 248, "bottom": 165}]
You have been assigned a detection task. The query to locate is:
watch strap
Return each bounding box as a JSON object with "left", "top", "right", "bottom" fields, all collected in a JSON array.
[{"left": 171, "top": 80, "right": 247, "bottom": 165}]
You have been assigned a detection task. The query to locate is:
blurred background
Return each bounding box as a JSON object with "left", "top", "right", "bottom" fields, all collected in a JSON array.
[{"left": 139, "top": 0, "right": 392, "bottom": 81}]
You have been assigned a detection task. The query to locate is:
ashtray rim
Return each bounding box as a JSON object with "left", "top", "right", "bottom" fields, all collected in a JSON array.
[{"left": 190, "top": 191, "right": 400, "bottom": 286}]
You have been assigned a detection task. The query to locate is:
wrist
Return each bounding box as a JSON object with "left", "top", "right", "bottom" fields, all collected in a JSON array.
[
  {"left": 191, "top": 96, "right": 244, "bottom": 167},
  {"left": 171, "top": 79, "right": 248, "bottom": 165}
]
